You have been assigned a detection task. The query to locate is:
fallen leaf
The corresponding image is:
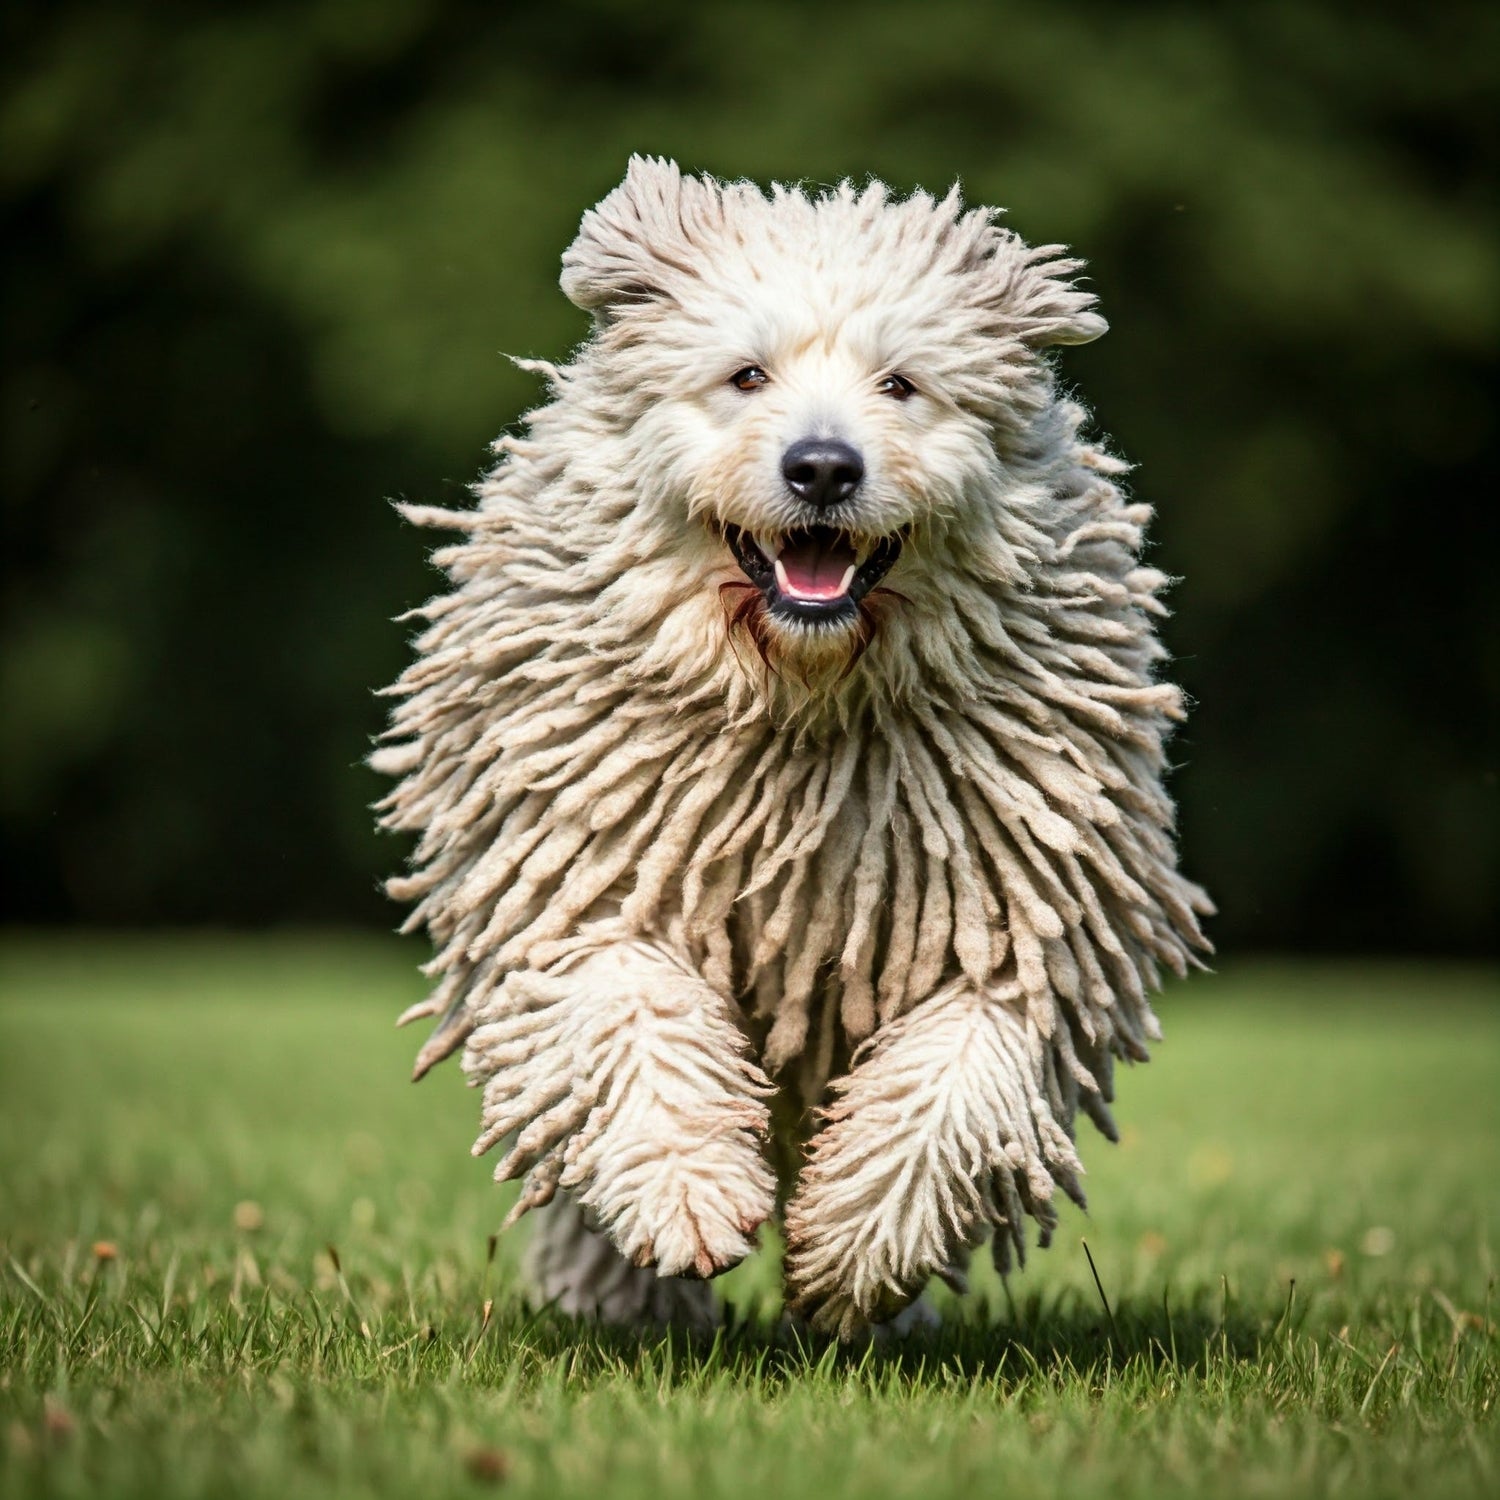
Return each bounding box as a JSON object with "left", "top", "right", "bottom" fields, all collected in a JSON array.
[{"left": 464, "top": 1446, "right": 510, "bottom": 1484}]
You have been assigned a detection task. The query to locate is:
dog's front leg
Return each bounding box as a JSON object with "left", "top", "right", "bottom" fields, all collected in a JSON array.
[
  {"left": 782, "top": 978, "right": 1089, "bottom": 1338},
  {"left": 463, "top": 936, "right": 776, "bottom": 1282}
]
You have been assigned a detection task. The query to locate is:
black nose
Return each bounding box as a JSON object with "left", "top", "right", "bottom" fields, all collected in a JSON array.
[{"left": 781, "top": 438, "right": 864, "bottom": 509}]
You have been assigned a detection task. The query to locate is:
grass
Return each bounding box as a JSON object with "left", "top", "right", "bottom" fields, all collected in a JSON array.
[{"left": 0, "top": 934, "right": 1496, "bottom": 1500}]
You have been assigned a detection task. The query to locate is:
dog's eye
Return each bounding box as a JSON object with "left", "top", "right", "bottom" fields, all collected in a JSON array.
[
  {"left": 877, "top": 373, "right": 916, "bottom": 400},
  {"left": 730, "top": 366, "right": 770, "bottom": 392}
]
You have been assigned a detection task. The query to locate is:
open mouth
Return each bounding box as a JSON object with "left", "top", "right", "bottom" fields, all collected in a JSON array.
[{"left": 723, "top": 523, "right": 903, "bottom": 624}]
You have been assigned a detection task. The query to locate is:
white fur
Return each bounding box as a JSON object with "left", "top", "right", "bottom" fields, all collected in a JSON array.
[{"left": 375, "top": 157, "right": 1211, "bottom": 1336}]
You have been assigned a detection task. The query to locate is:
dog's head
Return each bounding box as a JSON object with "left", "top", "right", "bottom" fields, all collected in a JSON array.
[{"left": 558, "top": 157, "right": 1106, "bottom": 686}]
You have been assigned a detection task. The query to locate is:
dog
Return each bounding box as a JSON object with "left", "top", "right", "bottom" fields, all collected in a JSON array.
[{"left": 373, "top": 157, "right": 1211, "bottom": 1337}]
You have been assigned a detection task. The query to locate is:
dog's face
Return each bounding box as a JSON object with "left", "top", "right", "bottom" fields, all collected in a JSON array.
[{"left": 559, "top": 158, "right": 1106, "bottom": 679}]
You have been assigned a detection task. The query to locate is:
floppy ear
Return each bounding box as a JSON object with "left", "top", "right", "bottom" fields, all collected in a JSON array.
[
  {"left": 1011, "top": 243, "right": 1109, "bottom": 348},
  {"left": 561, "top": 155, "right": 700, "bottom": 317}
]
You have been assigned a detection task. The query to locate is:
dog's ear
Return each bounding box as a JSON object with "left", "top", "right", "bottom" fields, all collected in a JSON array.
[
  {"left": 1009, "top": 243, "right": 1109, "bottom": 348},
  {"left": 561, "top": 156, "right": 703, "bottom": 318}
]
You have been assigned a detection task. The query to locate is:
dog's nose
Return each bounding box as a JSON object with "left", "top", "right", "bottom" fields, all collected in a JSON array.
[{"left": 781, "top": 438, "right": 864, "bottom": 509}]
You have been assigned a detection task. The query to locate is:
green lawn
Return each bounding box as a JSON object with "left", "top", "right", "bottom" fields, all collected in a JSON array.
[{"left": 1, "top": 935, "right": 1496, "bottom": 1500}]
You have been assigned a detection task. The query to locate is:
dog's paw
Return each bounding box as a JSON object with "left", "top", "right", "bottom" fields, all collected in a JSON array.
[
  {"left": 464, "top": 938, "right": 777, "bottom": 1278},
  {"left": 783, "top": 1255, "right": 924, "bottom": 1340},
  {"left": 874, "top": 1293, "right": 943, "bottom": 1339},
  {"left": 778, "top": 1286, "right": 943, "bottom": 1345},
  {"left": 585, "top": 1101, "right": 775, "bottom": 1279},
  {"left": 783, "top": 980, "right": 1087, "bottom": 1339},
  {"left": 527, "top": 1195, "right": 722, "bottom": 1330}
]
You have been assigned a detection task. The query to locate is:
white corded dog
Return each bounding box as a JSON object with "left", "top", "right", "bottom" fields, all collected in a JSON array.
[{"left": 374, "top": 157, "right": 1211, "bottom": 1338}]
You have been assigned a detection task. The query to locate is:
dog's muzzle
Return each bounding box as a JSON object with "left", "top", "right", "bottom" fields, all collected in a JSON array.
[{"left": 724, "top": 523, "right": 903, "bottom": 625}]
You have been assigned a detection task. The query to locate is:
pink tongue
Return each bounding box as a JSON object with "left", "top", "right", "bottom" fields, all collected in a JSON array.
[{"left": 779, "top": 536, "right": 857, "bottom": 599}]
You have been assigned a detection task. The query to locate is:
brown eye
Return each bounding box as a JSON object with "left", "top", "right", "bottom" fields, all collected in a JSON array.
[
  {"left": 730, "top": 365, "right": 769, "bottom": 392},
  {"left": 877, "top": 373, "right": 916, "bottom": 400}
]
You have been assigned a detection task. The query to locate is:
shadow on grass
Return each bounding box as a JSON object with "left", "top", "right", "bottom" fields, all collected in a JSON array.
[
  {"left": 1, "top": 1246, "right": 1293, "bottom": 1397},
  {"left": 461, "top": 1286, "right": 1269, "bottom": 1389}
]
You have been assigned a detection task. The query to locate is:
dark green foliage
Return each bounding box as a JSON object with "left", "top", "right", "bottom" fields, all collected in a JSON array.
[{"left": 1, "top": 2, "right": 1495, "bottom": 945}]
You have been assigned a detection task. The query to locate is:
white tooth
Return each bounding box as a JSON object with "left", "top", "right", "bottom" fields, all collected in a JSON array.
[
  {"left": 838, "top": 564, "right": 856, "bottom": 593},
  {"left": 774, "top": 558, "right": 791, "bottom": 593}
]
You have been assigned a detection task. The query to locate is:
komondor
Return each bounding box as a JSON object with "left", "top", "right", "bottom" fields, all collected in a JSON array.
[{"left": 373, "top": 157, "right": 1212, "bottom": 1338}]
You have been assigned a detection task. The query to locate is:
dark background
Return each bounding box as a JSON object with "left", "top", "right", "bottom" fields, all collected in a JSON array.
[{"left": 2, "top": 0, "right": 1495, "bottom": 954}]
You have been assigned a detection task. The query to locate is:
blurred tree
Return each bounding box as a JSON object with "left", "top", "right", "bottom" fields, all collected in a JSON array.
[{"left": 2, "top": 0, "right": 1495, "bottom": 948}]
